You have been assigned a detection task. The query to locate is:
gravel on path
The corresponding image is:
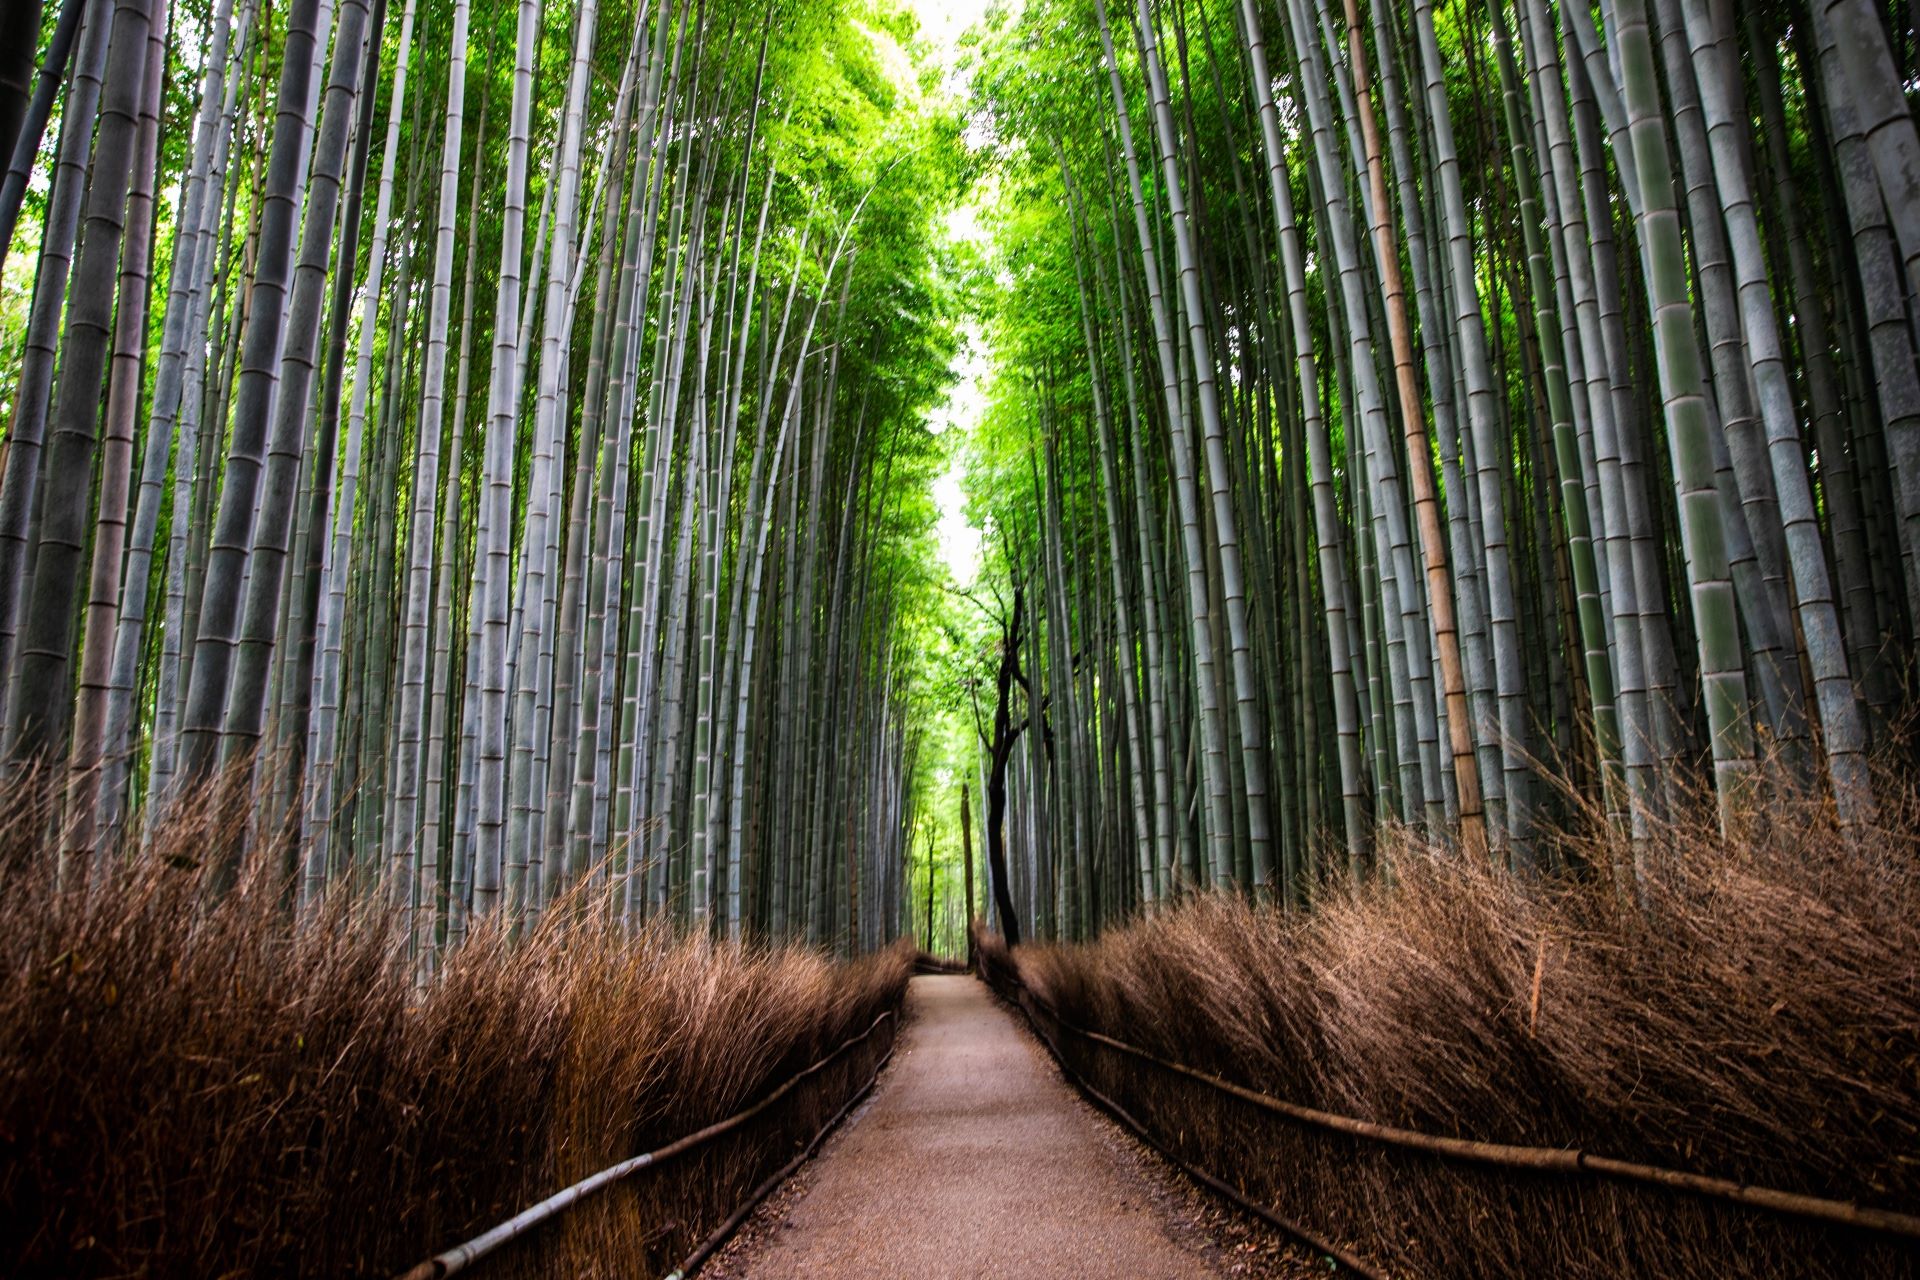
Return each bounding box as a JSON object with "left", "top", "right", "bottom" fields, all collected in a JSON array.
[{"left": 709, "top": 973, "right": 1318, "bottom": 1279}]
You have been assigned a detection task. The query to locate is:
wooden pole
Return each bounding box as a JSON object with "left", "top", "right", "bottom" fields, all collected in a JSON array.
[
  {"left": 923, "top": 822, "right": 937, "bottom": 956},
  {"left": 845, "top": 805, "right": 859, "bottom": 956},
  {"left": 961, "top": 783, "right": 976, "bottom": 967}
]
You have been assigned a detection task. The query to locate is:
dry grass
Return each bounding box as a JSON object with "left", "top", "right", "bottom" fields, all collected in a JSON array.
[
  {"left": 982, "top": 785, "right": 1920, "bottom": 1278},
  {"left": 0, "top": 787, "right": 910, "bottom": 1279}
]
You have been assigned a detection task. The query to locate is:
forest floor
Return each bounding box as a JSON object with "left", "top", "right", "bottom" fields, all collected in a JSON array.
[{"left": 704, "top": 974, "right": 1320, "bottom": 1278}]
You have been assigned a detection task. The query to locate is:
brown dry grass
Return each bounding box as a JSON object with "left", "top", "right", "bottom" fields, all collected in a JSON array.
[
  {"left": 981, "top": 785, "right": 1920, "bottom": 1278},
  {"left": 0, "top": 787, "right": 910, "bottom": 1279}
]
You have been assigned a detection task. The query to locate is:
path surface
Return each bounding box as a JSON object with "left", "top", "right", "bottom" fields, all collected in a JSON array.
[{"left": 730, "top": 974, "right": 1222, "bottom": 1278}]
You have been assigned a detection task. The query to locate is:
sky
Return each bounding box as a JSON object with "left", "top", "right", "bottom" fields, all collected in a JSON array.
[
  {"left": 909, "top": 0, "right": 998, "bottom": 92},
  {"left": 926, "top": 318, "right": 989, "bottom": 586},
  {"left": 908, "top": 0, "right": 997, "bottom": 588}
]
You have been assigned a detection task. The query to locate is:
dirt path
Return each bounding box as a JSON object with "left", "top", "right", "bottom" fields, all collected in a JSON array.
[{"left": 722, "top": 973, "right": 1226, "bottom": 1278}]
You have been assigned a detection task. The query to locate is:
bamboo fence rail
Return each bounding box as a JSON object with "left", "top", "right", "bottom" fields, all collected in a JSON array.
[
  {"left": 988, "top": 971, "right": 1920, "bottom": 1245},
  {"left": 394, "top": 1009, "right": 897, "bottom": 1280}
]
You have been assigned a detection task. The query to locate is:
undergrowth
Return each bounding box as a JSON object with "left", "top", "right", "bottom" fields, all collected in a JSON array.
[
  {"left": 981, "top": 784, "right": 1920, "bottom": 1279},
  {"left": 0, "top": 789, "right": 910, "bottom": 1279}
]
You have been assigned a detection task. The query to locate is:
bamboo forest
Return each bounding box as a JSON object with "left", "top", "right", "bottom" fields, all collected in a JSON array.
[{"left": 3, "top": 0, "right": 1918, "bottom": 1274}]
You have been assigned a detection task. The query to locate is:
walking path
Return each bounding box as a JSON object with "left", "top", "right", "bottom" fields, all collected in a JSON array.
[{"left": 725, "top": 974, "right": 1222, "bottom": 1278}]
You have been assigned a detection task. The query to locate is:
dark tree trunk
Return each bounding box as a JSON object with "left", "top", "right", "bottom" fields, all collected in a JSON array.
[
  {"left": 924, "top": 826, "right": 936, "bottom": 952},
  {"left": 0, "top": 0, "right": 44, "bottom": 173},
  {"left": 0, "top": 0, "right": 84, "bottom": 274},
  {"left": 961, "top": 782, "right": 976, "bottom": 965},
  {"left": 985, "top": 585, "right": 1029, "bottom": 947}
]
